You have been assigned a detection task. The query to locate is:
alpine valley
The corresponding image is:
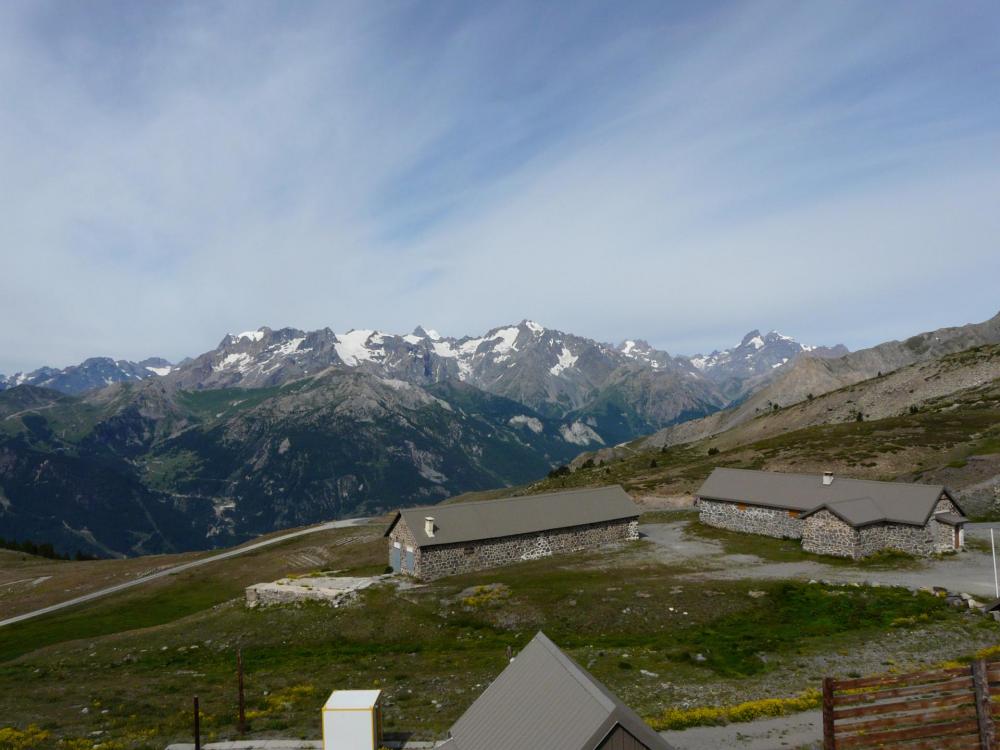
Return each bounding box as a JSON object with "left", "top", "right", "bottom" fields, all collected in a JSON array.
[{"left": 0, "top": 320, "right": 847, "bottom": 556}]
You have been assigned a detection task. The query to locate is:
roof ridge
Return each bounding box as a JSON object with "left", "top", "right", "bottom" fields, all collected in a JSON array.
[
  {"left": 826, "top": 495, "right": 876, "bottom": 505},
  {"left": 712, "top": 467, "right": 943, "bottom": 491},
  {"left": 399, "top": 485, "right": 627, "bottom": 514}
]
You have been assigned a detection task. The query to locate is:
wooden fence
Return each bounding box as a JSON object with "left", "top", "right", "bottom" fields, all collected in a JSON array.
[{"left": 823, "top": 659, "right": 999, "bottom": 749}]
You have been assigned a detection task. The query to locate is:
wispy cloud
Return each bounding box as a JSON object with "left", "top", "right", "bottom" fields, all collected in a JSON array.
[{"left": 1, "top": 0, "right": 998, "bottom": 372}]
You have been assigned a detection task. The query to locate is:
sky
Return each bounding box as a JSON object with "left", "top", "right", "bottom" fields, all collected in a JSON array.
[{"left": 1, "top": 0, "right": 999, "bottom": 374}]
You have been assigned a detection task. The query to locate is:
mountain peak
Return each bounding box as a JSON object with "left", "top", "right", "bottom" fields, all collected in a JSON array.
[{"left": 740, "top": 329, "right": 764, "bottom": 348}]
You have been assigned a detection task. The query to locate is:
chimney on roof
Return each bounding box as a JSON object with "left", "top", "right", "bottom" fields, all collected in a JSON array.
[
  {"left": 823, "top": 471, "right": 834, "bottom": 486},
  {"left": 424, "top": 516, "right": 435, "bottom": 537}
]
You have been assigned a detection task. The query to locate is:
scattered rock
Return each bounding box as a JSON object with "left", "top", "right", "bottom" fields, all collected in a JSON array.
[{"left": 748, "top": 590, "right": 767, "bottom": 598}]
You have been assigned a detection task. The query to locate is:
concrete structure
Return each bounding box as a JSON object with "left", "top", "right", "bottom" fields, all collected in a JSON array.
[
  {"left": 438, "top": 631, "right": 673, "bottom": 750},
  {"left": 696, "top": 468, "right": 967, "bottom": 559},
  {"left": 245, "top": 575, "right": 384, "bottom": 608},
  {"left": 321, "top": 690, "right": 382, "bottom": 750},
  {"left": 384, "top": 486, "right": 641, "bottom": 580}
]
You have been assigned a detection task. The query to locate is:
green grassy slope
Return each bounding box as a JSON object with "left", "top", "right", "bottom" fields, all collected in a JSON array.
[{"left": 2, "top": 530, "right": 991, "bottom": 749}]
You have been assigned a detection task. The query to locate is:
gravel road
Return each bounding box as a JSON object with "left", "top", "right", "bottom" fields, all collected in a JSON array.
[
  {"left": 661, "top": 709, "right": 822, "bottom": 749},
  {"left": 640, "top": 521, "right": 1000, "bottom": 599}
]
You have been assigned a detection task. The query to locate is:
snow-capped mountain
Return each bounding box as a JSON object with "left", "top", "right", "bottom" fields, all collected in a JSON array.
[
  {"left": 687, "top": 329, "right": 849, "bottom": 401},
  {"left": 2, "top": 322, "right": 845, "bottom": 439},
  {"left": 0, "top": 357, "right": 175, "bottom": 396},
  {"left": 154, "top": 320, "right": 730, "bottom": 438},
  {"left": 0, "top": 320, "right": 848, "bottom": 555}
]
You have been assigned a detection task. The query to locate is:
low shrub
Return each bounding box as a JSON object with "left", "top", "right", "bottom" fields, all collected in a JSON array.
[
  {"left": 648, "top": 689, "right": 821, "bottom": 730},
  {"left": 0, "top": 725, "right": 50, "bottom": 750}
]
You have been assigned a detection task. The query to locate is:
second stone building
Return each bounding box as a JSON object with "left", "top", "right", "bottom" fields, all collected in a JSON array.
[{"left": 696, "top": 467, "right": 967, "bottom": 559}]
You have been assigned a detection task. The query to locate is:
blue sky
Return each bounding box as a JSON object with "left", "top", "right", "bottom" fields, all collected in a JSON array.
[{"left": 1, "top": 1, "right": 999, "bottom": 373}]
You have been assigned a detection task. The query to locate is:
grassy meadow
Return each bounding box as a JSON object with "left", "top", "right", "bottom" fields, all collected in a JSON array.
[{"left": 2, "top": 524, "right": 996, "bottom": 749}]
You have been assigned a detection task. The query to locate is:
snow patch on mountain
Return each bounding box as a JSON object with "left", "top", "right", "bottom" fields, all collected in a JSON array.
[
  {"left": 508, "top": 415, "right": 544, "bottom": 433},
  {"left": 490, "top": 326, "right": 520, "bottom": 354},
  {"left": 560, "top": 421, "right": 605, "bottom": 446},
  {"left": 335, "top": 330, "right": 383, "bottom": 366},
  {"left": 236, "top": 330, "right": 265, "bottom": 342},
  {"left": 550, "top": 347, "right": 578, "bottom": 376},
  {"left": 432, "top": 341, "right": 458, "bottom": 358},
  {"left": 274, "top": 337, "right": 305, "bottom": 356},
  {"left": 216, "top": 352, "right": 251, "bottom": 372},
  {"left": 145, "top": 365, "right": 173, "bottom": 376}
]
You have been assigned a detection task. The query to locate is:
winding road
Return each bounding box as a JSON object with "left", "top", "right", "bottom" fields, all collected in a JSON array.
[{"left": 0, "top": 517, "right": 370, "bottom": 628}]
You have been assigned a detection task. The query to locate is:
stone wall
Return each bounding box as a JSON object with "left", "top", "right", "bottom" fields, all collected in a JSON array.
[
  {"left": 931, "top": 494, "right": 964, "bottom": 553},
  {"left": 704, "top": 491, "right": 966, "bottom": 559},
  {"left": 856, "top": 522, "right": 936, "bottom": 558},
  {"left": 393, "top": 518, "right": 639, "bottom": 580},
  {"left": 387, "top": 518, "right": 419, "bottom": 574},
  {"left": 932, "top": 518, "right": 958, "bottom": 553},
  {"left": 935, "top": 496, "right": 961, "bottom": 515},
  {"left": 698, "top": 499, "right": 803, "bottom": 539},
  {"left": 801, "top": 510, "right": 858, "bottom": 558},
  {"left": 802, "top": 510, "right": 944, "bottom": 559}
]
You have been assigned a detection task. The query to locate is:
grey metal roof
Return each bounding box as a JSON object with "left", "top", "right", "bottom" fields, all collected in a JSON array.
[
  {"left": 445, "top": 632, "right": 673, "bottom": 750},
  {"left": 697, "top": 468, "right": 961, "bottom": 529},
  {"left": 384, "top": 485, "right": 641, "bottom": 548},
  {"left": 935, "top": 512, "right": 968, "bottom": 526},
  {"left": 805, "top": 496, "right": 886, "bottom": 526}
]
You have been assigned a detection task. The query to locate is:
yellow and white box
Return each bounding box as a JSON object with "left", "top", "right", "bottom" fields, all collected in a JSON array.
[{"left": 322, "top": 689, "right": 382, "bottom": 750}]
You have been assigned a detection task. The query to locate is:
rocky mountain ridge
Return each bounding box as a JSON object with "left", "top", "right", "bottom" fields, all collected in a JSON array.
[
  {"left": 2, "top": 321, "right": 842, "bottom": 446},
  {"left": 640, "top": 310, "right": 1000, "bottom": 451},
  {"left": 0, "top": 357, "right": 174, "bottom": 395}
]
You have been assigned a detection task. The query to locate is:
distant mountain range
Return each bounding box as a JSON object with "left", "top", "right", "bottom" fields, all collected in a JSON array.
[
  {"left": 0, "top": 357, "right": 175, "bottom": 395},
  {"left": 1, "top": 321, "right": 841, "bottom": 429},
  {"left": 0, "top": 319, "right": 847, "bottom": 557}
]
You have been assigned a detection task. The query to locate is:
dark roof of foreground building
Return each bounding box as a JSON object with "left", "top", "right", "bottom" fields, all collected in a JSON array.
[
  {"left": 383, "top": 485, "right": 641, "bottom": 548},
  {"left": 696, "top": 468, "right": 965, "bottom": 529},
  {"left": 440, "top": 631, "right": 673, "bottom": 750}
]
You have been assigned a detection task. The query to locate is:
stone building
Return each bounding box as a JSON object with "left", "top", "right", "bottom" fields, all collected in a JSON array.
[
  {"left": 383, "top": 485, "right": 641, "bottom": 580},
  {"left": 438, "top": 631, "right": 674, "bottom": 750},
  {"left": 696, "top": 467, "right": 967, "bottom": 559}
]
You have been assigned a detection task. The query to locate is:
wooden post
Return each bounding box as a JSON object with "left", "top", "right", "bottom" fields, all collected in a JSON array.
[
  {"left": 972, "top": 659, "right": 995, "bottom": 750},
  {"left": 193, "top": 695, "right": 201, "bottom": 750},
  {"left": 237, "top": 648, "right": 246, "bottom": 735},
  {"left": 822, "top": 677, "right": 836, "bottom": 750}
]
